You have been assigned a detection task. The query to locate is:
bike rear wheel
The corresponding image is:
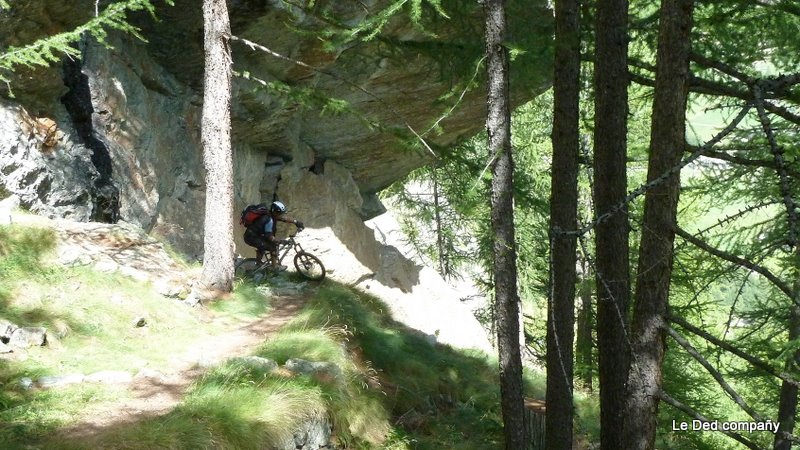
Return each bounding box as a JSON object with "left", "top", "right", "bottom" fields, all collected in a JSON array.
[
  {"left": 293, "top": 252, "right": 325, "bottom": 281},
  {"left": 235, "top": 258, "right": 262, "bottom": 280}
]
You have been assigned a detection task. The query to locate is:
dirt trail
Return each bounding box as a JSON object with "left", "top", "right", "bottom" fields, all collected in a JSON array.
[{"left": 59, "top": 296, "right": 306, "bottom": 439}]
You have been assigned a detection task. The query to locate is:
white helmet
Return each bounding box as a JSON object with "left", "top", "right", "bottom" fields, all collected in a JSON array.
[{"left": 270, "top": 201, "right": 287, "bottom": 213}]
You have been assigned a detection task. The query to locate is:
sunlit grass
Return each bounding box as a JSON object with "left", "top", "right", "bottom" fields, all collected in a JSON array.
[{"left": 1, "top": 223, "right": 549, "bottom": 449}]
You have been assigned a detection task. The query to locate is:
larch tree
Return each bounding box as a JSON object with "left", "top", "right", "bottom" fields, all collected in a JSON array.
[
  {"left": 592, "top": 0, "right": 631, "bottom": 447},
  {"left": 546, "top": 0, "right": 581, "bottom": 448},
  {"left": 624, "top": 0, "right": 694, "bottom": 448},
  {"left": 199, "top": 0, "right": 234, "bottom": 293},
  {"left": 483, "top": 0, "right": 525, "bottom": 447}
]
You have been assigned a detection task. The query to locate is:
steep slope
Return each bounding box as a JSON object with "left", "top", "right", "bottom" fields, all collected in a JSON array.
[{"left": 0, "top": 215, "right": 545, "bottom": 449}]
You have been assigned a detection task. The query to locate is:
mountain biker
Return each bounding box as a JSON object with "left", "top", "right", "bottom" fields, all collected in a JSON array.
[{"left": 243, "top": 201, "right": 304, "bottom": 271}]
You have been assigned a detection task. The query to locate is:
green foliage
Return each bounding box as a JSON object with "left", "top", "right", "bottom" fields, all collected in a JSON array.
[{"left": 0, "top": 0, "right": 174, "bottom": 92}]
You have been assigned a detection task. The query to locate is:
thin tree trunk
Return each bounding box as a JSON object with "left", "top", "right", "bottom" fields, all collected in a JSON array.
[
  {"left": 593, "top": 0, "right": 630, "bottom": 446},
  {"left": 432, "top": 167, "right": 446, "bottom": 275},
  {"left": 484, "top": 1, "right": 525, "bottom": 448},
  {"left": 775, "top": 305, "right": 800, "bottom": 450},
  {"left": 576, "top": 259, "right": 594, "bottom": 391},
  {"left": 200, "top": 0, "right": 234, "bottom": 293},
  {"left": 624, "top": 1, "right": 694, "bottom": 448},
  {"left": 546, "top": 0, "right": 580, "bottom": 447}
]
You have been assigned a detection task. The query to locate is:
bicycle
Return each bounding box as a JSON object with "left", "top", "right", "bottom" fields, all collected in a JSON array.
[{"left": 235, "top": 232, "right": 326, "bottom": 281}]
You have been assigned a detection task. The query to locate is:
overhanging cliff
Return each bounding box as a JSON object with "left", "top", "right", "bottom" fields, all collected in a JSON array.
[{"left": 0, "top": 0, "right": 552, "bottom": 256}]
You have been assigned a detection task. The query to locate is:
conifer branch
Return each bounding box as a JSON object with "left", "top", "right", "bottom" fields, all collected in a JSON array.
[
  {"left": 630, "top": 58, "right": 800, "bottom": 125},
  {"left": 667, "top": 326, "right": 768, "bottom": 424},
  {"left": 689, "top": 147, "right": 800, "bottom": 180},
  {"left": 559, "top": 104, "right": 752, "bottom": 237},
  {"left": 675, "top": 227, "right": 794, "bottom": 299},
  {"left": 668, "top": 313, "right": 800, "bottom": 388},
  {"left": 0, "top": 0, "right": 173, "bottom": 90},
  {"left": 660, "top": 391, "right": 765, "bottom": 450},
  {"left": 751, "top": 83, "right": 800, "bottom": 248},
  {"left": 690, "top": 200, "right": 778, "bottom": 237}
]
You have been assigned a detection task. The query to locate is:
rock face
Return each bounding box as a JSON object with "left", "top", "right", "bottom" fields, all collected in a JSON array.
[{"left": 0, "top": 1, "right": 552, "bottom": 351}]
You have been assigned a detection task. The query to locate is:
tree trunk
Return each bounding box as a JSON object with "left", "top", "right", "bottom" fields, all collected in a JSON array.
[
  {"left": 546, "top": 0, "right": 580, "bottom": 447},
  {"left": 592, "top": 0, "right": 630, "bottom": 447},
  {"left": 199, "top": 0, "right": 234, "bottom": 293},
  {"left": 774, "top": 304, "right": 800, "bottom": 450},
  {"left": 484, "top": 1, "right": 525, "bottom": 448},
  {"left": 624, "top": 1, "right": 694, "bottom": 449},
  {"left": 576, "top": 259, "right": 594, "bottom": 392}
]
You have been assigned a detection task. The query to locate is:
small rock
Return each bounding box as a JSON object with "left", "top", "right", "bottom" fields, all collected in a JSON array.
[
  {"left": 19, "top": 377, "right": 33, "bottom": 390},
  {"left": 37, "top": 373, "right": 85, "bottom": 388},
  {"left": 9, "top": 327, "right": 47, "bottom": 348},
  {"left": 0, "top": 319, "right": 18, "bottom": 341},
  {"left": 134, "top": 368, "right": 164, "bottom": 381},
  {"left": 85, "top": 370, "right": 133, "bottom": 384},
  {"left": 154, "top": 279, "right": 186, "bottom": 298},
  {"left": 182, "top": 293, "right": 201, "bottom": 307},
  {"left": 132, "top": 316, "right": 147, "bottom": 328},
  {"left": 230, "top": 356, "right": 279, "bottom": 373}
]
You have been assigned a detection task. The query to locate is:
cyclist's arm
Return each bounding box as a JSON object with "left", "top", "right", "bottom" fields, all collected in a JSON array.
[{"left": 277, "top": 216, "right": 303, "bottom": 228}]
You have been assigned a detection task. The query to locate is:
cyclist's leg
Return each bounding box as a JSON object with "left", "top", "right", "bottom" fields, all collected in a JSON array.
[
  {"left": 265, "top": 240, "right": 286, "bottom": 271},
  {"left": 244, "top": 231, "right": 271, "bottom": 267}
]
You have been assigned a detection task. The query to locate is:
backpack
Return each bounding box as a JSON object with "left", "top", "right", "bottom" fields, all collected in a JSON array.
[{"left": 240, "top": 204, "right": 270, "bottom": 227}]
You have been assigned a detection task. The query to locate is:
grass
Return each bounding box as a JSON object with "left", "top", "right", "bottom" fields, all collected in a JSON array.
[{"left": 0, "top": 222, "right": 556, "bottom": 449}]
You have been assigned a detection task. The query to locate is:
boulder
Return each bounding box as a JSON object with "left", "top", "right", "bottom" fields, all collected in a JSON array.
[
  {"left": 9, "top": 326, "right": 47, "bottom": 348},
  {"left": 284, "top": 358, "right": 343, "bottom": 385}
]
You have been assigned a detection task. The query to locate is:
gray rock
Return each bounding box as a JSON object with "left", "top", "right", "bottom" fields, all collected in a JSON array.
[
  {"left": 0, "top": 319, "right": 18, "bottom": 342},
  {"left": 19, "top": 377, "right": 33, "bottom": 390},
  {"left": 284, "top": 359, "right": 343, "bottom": 384},
  {"left": 37, "top": 373, "right": 85, "bottom": 388},
  {"left": 132, "top": 316, "right": 147, "bottom": 328},
  {"left": 9, "top": 327, "right": 47, "bottom": 348},
  {"left": 230, "top": 356, "right": 279, "bottom": 373},
  {"left": 292, "top": 415, "right": 333, "bottom": 450}
]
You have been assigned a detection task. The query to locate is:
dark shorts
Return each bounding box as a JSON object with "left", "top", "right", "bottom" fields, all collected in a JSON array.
[{"left": 244, "top": 229, "right": 277, "bottom": 252}]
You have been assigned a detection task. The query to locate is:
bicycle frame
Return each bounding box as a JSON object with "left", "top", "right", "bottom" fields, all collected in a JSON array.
[{"left": 275, "top": 235, "right": 304, "bottom": 265}]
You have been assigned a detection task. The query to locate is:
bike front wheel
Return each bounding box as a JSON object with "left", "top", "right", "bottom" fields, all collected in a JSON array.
[{"left": 293, "top": 252, "right": 326, "bottom": 281}]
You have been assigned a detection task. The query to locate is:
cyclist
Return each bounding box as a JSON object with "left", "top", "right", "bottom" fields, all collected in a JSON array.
[{"left": 243, "top": 201, "right": 304, "bottom": 271}]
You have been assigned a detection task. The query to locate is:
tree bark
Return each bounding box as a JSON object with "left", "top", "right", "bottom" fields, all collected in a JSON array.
[
  {"left": 624, "top": 1, "right": 694, "bottom": 449},
  {"left": 200, "top": 0, "right": 234, "bottom": 293},
  {"left": 592, "top": 0, "right": 631, "bottom": 447},
  {"left": 546, "top": 0, "right": 580, "bottom": 447},
  {"left": 484, "top": 1, "right": 525, "bottom": 448},
  {"left": 774, "top": 305, "right": 800, "bottom": 450},
  {"left": 576, "top": 259, "right": 594, "bottom": 391}
]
